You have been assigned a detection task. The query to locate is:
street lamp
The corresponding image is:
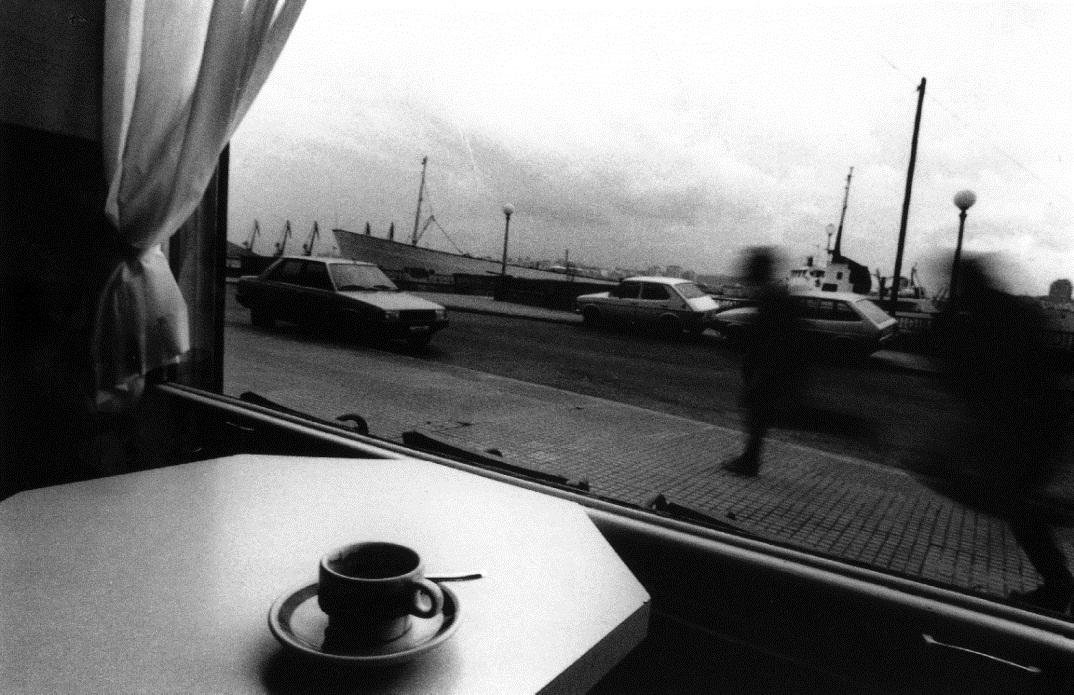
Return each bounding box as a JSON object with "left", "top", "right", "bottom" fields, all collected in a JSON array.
[
  {"left": 500, "top": 203, "right": 515, "bottom": 276},
  {"left": 949, "top": 189, "right": 976, "bottom": 301}
]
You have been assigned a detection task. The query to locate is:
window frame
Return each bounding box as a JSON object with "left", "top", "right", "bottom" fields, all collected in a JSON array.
[
  {"left": 156, "top": 380, "right": 1074, "bottom": 691},
  {"left": 188, "top": 136, "right": 1073, "bottom": 692}
]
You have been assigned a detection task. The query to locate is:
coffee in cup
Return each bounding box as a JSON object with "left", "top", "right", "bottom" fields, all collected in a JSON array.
[{"left": 317, "top": 542, "right": 444, "bottom": 646}]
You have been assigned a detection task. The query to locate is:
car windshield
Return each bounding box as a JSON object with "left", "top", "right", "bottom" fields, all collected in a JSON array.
[
  {"left": 675, "top": 282, "right": 708, "bottom": 300},
  {"left": 330, "top": 264, "right": 398, "bottom": 291},
  {"left": 220, "top": 3, "right": 1074, "bottom": 625},
  {"left": 854, "top": 298, "right": 893, "bottom": 325}
]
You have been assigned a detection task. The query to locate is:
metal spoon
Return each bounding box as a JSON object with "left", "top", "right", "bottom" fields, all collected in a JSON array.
[{"left": 427, "top": 572, "right": 484, "bottom": 582}]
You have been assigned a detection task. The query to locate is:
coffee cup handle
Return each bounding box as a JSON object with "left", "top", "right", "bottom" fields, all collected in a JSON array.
[{"left": 410, "top": 577, "right": 445, "bottom": 618}]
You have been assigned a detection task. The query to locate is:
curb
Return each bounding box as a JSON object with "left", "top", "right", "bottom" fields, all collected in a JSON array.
[{"left": 439, "top": 303, "right": 581, "bottom": 326}]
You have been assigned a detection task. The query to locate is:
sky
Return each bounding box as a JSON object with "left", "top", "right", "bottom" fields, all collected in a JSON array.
[{"left": 229, "top": 1, "right": 1074, "bottom": 296}]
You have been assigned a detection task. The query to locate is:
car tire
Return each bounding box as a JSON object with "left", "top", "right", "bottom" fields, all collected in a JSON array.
[
  {"left": 581, "top": 306, "right": 602, "bottom": 327},
  {"left": 251, "top": 309, "right": 274, "bottom": 329}
]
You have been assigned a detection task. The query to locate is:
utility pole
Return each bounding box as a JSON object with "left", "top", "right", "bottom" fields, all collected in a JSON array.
[{"left": 891, "top": 77, "right": 926, "bottom": 311}]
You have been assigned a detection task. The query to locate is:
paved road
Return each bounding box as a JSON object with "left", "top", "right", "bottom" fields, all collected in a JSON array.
[
  {"left": 425, "top": 311, "right": 961, "bottom": 466},
  {"left": 223, "top": 287, "right": 1074, "bottom": 600},
  {"left": 224, "top": 286, "right": 956, "bottom": 468}
]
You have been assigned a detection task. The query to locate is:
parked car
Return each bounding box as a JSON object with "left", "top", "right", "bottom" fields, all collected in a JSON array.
[
  {"left": 574, "top": 277, "right": 722, "bottom": 334},
  {"left": 713, "top": 290, "right": 898, "bottom": 356},
  {"left": 235, "top": 256, "right": 448, "bottom": 347}
]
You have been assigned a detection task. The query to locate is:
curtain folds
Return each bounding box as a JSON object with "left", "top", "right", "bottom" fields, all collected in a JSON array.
[{"left": 94, "top": 0, "right": 305, "bottom": 411}]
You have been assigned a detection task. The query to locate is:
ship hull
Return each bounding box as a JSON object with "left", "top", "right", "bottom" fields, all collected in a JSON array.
[{"left": 332, "top": 227, "right": 604, "bottom": 289}]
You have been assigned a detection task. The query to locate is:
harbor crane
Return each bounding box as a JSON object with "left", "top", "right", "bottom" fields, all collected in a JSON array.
[
  {"left": 302, "top": 221, "right": 320, "bottom": 256},
  {"left": 243, "top": 220, "right": 261, "bottom": 254},
  {"left": 273, "top": 220, "right": 292, "bottom": 257}
]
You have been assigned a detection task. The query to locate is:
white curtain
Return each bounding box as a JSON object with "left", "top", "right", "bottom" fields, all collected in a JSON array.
[{"left": 94, "top": 0, "right": 305, "bottom": 411}]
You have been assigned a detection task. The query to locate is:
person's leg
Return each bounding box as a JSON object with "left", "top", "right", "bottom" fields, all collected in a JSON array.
[
  {"left": 1007, "top": 511, "right": 1074, "bottom": 613},
  {"left": 723, "top": 404, "right": 767, "bottom": 476}
]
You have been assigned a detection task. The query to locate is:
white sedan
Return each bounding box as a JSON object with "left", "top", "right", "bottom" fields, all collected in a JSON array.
[
  {"left": 713, "top": 290, "right": 897, "bottom": 356},
  {"left": 574, "top": 277, "right": 722, "bottom": 335}
]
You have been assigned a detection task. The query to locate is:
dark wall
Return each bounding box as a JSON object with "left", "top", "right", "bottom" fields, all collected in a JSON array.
[
  {"left": 0, "top": 123, "right": 134, "bottom": 497},
  {"left": 0, "top": 3, "right": 229, "bottom": 499},
  {"left": 0, "top": 0, "right": 103, "bottom": 140}
]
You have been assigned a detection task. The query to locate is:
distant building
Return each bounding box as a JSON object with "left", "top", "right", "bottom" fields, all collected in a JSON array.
[
  {"left": 665, "top": 265, "right": 683, "bottom": 278},
  {"left": 694, "top": 274, "right": 725, "bottom": 287},
  {"left": 1048, "top": 279, "right": 1072, "bottom": 304}
]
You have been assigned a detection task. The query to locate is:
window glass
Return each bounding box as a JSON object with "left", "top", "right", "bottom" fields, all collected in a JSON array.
[
  {"left": 302, "top": 261, "right": 333, "bottom": 290},
  {"left": 270, "top": 259, "right": 304, "bottom": 284},
  {"left": 675, "top": 283, "right": 707, "bottom": 299},
  {"left": 854, "top": 299, "right": 893, "bottom": 325},
  {"left": 641, "top": 283, "right": 670, "bottom": 300},
  {"left": 219, "top": 3, "right": 1074, "bottom": 624},
  {"left": 330, "top": 263, "right": 398, "bottom": 291},
  {"left": 798, "top": 297, "right": 834, "bottom": 320},
  {"left": 832, "top": 301, "right": 858, "bottom": 322}
]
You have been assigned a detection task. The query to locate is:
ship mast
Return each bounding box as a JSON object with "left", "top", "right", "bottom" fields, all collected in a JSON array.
[
  {"left": 832, "top": 166, "right": 853, "bottom": 261},
  {"left": 411, "top": 156, "right": 428, "bottom": 246}
]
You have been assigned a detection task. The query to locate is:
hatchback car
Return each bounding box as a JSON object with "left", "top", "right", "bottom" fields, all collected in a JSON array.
[
  {"left": 236, "top": 256, "right": 448, "bottom": 347},
  {"left": 574, "top": 277, "right": 722, "bottom": 335},
  {"left": 713, "top": 290, "right": 897, "bottom": 356}
]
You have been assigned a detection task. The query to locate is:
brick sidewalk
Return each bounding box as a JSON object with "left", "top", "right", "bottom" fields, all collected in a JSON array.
[
  {"left": 412, "top": 388, "right": 1051, "bottom": 598},
  {"left": 227, "top": 290, "right": 1074, "bottom": 606},
  {"left": 226, "top": 323, "right": 1072, "bottom": 603}
]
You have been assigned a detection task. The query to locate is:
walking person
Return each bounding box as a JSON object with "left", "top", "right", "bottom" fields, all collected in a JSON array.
[
  {"left": 722, "top": 247, "right": 807, "bottom": 476},
  {"left": 924, "top": 257, "right": 1073, "bottom": 613}
]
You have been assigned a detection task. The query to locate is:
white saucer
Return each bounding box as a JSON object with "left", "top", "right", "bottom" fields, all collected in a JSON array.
[{"left": 268, "top": 582, "right": 460, "bottom": 666}]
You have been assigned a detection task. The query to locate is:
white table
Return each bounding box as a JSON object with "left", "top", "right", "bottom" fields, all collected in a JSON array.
[{"left": 0, "top": 455, "right": 649, "bottom": 693}]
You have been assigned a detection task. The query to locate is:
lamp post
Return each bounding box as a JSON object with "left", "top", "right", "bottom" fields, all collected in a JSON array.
[
  {"left": 949, "top": 189, "right": 976, "bottom": 301},
  {"left": 500, "top": 203, "right": 515, "bottom": 276}
]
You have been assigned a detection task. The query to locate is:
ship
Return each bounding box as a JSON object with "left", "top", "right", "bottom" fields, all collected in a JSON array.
[
  {"left": 332, "top": 156, "right": 614, "bottom": 291},
  {"left": 787, "top": 167, "right": 873, "bottom": 296},
  {"left": 331, "top": 226, "right": 592, "bottom": 287}
]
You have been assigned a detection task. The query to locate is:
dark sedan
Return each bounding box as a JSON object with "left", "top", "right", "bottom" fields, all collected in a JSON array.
[{"left": 236, "top": 256, "right": 448, "bottom": 347}]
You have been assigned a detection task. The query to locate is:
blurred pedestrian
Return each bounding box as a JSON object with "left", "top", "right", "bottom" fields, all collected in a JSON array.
[
  {"left": 925, "top": 257, "right": 1072, "bottom": 613},
  {"left": 722, "top": 247, "right": 807, "bottom": 476}
]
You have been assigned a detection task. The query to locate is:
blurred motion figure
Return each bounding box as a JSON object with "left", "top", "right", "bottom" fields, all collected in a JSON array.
[
  {"left": 722, "top": 247, "right": 807, "bottom": 476},
  {"left": 927, "top": 257, "right": 1073, "bottom": 613}
]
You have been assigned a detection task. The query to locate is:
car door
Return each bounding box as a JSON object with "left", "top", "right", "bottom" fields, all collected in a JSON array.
[
  {"left": 262, "top": 258, "right": 306, "bottom": 322},
  {"left": 831, "top": 298, "right": 869, "bottom": 345},
  {"left": 296, "top": 260, "right": 338, "bottom": 324},
  {"left": 635, "top": 282, "right": 675, "bottom": 326},
  {"left": 605, "top": 281, "right": 642, "bottom": 323},
  {"left": 798, "top": 296, "right": 841, "bottom": 343}
]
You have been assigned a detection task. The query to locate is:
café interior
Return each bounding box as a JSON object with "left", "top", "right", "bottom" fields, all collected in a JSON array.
[{"left": 2, "top": 2, "right": 1073, "bottom": 693}]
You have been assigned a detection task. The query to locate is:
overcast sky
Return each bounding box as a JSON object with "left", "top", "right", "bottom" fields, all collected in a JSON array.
[{"left": 230, "top": 1, "right": 1073, "bottom": 295}]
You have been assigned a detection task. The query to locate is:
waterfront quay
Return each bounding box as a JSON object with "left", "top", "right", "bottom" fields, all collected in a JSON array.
[{"left": 225, "top": 288, "right": 1074, "bottom": 610}]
